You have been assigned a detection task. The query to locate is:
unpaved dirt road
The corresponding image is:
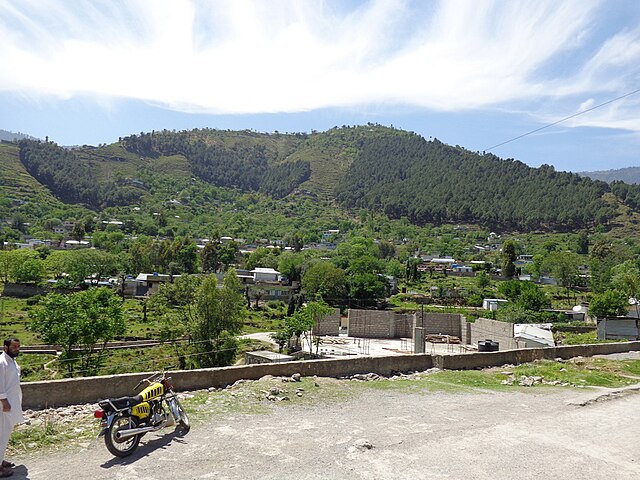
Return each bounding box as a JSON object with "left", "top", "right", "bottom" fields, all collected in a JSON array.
[{"left": 10, "top": 382, "right": 640, "bottom": 479}]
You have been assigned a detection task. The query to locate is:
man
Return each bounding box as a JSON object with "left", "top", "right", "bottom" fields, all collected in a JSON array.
[{"left": 0, "top": 339, "right": 23, "bottom": 478}]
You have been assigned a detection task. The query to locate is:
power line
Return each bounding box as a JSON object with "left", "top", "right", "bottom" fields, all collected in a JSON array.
[{"left": 484, "top": 87, "right": 640, "bottom": 152}]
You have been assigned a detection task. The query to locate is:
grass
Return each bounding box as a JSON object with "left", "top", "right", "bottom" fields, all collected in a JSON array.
[{"left": 511, "top": 357, "right": 640, "bottom": 388}]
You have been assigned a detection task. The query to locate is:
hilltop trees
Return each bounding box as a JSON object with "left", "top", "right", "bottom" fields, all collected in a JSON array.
[{"left": 334, "top": 134, "right": 615, "bottom": 230}]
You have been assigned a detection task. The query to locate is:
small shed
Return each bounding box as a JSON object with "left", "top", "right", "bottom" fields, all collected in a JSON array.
[
  {"left": 482, "top": 298, "right": 508, "bottom": 311},
  {"left": 597, "top": 317, "right": 640, "bottom": 340}
]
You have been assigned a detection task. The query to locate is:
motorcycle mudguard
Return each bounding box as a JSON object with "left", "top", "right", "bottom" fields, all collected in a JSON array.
[{"left": 98, "top": 413, "right": 117, "bottom": 437}]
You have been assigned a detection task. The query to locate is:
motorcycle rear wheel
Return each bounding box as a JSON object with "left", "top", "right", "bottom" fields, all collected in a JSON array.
[{"left": 105, "top": 415, "right": 141, "bottom": 457}]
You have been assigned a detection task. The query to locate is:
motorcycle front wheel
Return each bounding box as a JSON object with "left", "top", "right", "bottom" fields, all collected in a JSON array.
[
  {"left": 104, "top": 415, "right": 141, "bottom": 458},
  {"left": 169, "top": 397, "right": 190, "bottom": 433}
]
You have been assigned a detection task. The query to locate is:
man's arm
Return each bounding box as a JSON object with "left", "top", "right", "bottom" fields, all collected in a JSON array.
[{"left": 0, "top": 357, "right": 9, "bottom": 411}]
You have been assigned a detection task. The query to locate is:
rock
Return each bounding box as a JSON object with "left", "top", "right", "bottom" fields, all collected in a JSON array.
[
  {"left": 291, "top": 373, "right": 302, "bottom": 382},
  {"left": 270, "top": 386, "right": 281, "bottom": 396},
  {"left": 354, "top": 439, "right": 374, "bottom": 451},
  {"left": 296, "top": 391, "right": 303, "bottom": 397},
  {"left": 519, "top": 376, "right": 535, "bottom": 387}
]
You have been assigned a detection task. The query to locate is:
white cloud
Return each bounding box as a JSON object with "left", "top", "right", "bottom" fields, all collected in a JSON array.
[{"left": 2, "top": 0, "right": 640, "bottom": 131}]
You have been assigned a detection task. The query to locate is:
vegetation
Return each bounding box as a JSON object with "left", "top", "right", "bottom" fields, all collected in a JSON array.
[
  {"left": 3, "top": 124, "right": 640, "bottom": 381},
  {"left": 30, "top": 288, "right": 126, "bottom": 376}
]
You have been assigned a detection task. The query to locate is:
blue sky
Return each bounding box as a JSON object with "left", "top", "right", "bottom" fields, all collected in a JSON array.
[{"left": 2, "top": 0, "right": 640, "bottom": 173}]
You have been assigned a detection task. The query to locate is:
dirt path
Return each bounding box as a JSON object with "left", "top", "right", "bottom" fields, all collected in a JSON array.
[{"left": 11, "top": 383, "right": 640, "bottom": 479}]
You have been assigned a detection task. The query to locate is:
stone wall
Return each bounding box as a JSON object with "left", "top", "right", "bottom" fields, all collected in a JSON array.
[
  {"left": 469, "top": 317, "right": 522, "bottom": 350},
  {"left": 313, "top": 308, "right": 341, "bottom": 336},
  {"left": 21, "top": 340, "right": 640, "bottom": 409}
]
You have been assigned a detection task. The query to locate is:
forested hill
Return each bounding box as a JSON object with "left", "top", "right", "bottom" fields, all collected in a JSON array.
[
  {"left": 334, "top": 132, "right": 621, "bottom": 230},
  {"left": 9, "top": 125, "right": 640, "bottom": 231}
]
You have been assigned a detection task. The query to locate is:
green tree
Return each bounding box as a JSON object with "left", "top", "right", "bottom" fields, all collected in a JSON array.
[
  {"left": 71, "top": 221, "right": 86, "bottom": 242},
  {"left": 14, "top": 257, "right": 45, "bottom": 283},
  {"left": 277, "top": 251, "right": 304, "bottom": 283},
  {"left": 0, "top": 249, "right": 36, "bottom": 283},
  {"left": 543, "top": 251, "right": 580, "bottom": 304},
  {"left": 30, "top": 288, "right": 125, "bottom": 376},
  {"left": 610, "top": 260, "right": 640, "bottom": 317},
  {"left": 589, "top": 290, "right": 628, "bottom": 319},
  {"left": 301, "top": 262, "right": 347, "bottom": 300},
  {"left": 501, "top": 240, "right": 517, "bottom": 279},
  {"left": 246, "top": 247, "right": 279, "bottom": 270},
  {"left": 278, "top": 301, "right": 333, "bottom": 354},
  {"left": 189, "top": 270, "right": 245, "bottom": 368},
  {"left": 475, "top": 271, "right": 491, "bottom": 290},
  {"left": 349, "top": 273, "right": 389, "bottom": 300},
  {"left": 516, "top": 282, "right": 551, "bottom": 311}
]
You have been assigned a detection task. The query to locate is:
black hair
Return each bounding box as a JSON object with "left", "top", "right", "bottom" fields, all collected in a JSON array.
[{"left": 3, "top": 338, "right": 19, "bottom": 348}]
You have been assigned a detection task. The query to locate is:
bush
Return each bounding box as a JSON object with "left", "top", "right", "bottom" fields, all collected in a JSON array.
[
  {"left": 26, "top": 296, "right": 42, "bottom": 306},
  {"left": 466, "top": 293, "right": 483, "bottom": 307}
]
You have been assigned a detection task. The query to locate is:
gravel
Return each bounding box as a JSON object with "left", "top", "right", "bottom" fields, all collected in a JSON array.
[{"left": 11, "top": 377, "right": 640, "bottom": 480}]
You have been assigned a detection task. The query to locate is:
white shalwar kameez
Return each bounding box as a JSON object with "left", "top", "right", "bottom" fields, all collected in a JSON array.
[{"left": 0, "top": 352, "right": 23, "bottom": 463}]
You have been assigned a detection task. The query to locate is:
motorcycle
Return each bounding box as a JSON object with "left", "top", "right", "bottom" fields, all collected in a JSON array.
[{"left": 94, "top": 368, "right": 190, "bottom": 457}]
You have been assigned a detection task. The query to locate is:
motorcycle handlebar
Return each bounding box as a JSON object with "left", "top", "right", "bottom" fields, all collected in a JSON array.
[{"left": 132, "top": 366, "right": 175, "bottom": 391}]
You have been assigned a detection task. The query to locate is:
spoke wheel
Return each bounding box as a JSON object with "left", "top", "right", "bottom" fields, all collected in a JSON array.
[{"left": 104, "top": 416, "right": 141, "bottom": 457}]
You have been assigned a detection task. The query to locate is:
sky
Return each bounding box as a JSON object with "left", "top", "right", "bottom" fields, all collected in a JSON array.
[{"left": 2, "top": 0, "right": 640, "bottom": 173}]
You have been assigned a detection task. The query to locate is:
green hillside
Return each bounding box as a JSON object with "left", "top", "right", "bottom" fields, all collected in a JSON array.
[{"left": 3, "top": 126, "right": 640, "bottom": 236}]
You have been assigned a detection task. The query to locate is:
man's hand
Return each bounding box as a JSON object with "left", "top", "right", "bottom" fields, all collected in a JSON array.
[{"left": 0, "top": 399, "right": 10, "bottom": 412}]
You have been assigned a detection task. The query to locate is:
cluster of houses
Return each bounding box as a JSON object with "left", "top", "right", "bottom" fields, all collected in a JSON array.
[{"left": 127, "top": 267, "right": 294, "bottom": 302}]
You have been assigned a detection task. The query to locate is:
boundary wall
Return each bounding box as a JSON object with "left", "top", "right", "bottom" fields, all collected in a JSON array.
[{"left": 21, "top": 341, "right": 640, "bottom": 409}]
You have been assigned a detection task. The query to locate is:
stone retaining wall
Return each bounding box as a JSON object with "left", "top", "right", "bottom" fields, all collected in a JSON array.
[{"left": 20, "top": 341, "right": 640, "bottom": 409}]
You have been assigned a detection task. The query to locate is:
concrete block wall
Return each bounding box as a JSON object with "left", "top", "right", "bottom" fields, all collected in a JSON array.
[
  {"left": 348, "top": 310, "right": 394, "bottom": 338},
  {"left": 414, "top": 313, "right": 463, "bottom": 338},
  {"left": 347, "top": 310, "right": 414, "bottom": 338},
  {"left": 469, "top": 318, "right": 520, "bottom": 350},
  {"left": 313, "top": 308, "right": 341, "bottom": 336},
  {"left": 460, "top": 319, "right": 471, "bottom": 345},
  {"left": 394, "top": 313, "right": 414, "bottom": 338}
]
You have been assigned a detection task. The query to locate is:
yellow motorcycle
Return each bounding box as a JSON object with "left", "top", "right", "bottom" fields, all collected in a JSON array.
[{"left": 94, "top": 368, "right": 190, "bottom": 457}]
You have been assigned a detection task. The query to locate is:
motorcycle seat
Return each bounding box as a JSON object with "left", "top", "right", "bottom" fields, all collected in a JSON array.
[{"left": 109, "top": 394, "right": 144, "bottom": 410}]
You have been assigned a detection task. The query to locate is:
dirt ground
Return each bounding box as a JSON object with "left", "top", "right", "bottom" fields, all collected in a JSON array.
[{"left": 10, "top": 376, "right": 640, "bottom": 479}]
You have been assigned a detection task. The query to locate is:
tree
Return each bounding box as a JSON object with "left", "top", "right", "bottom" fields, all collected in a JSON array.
[
  {"left": 189, "top": 270, "right": 245, "bottom": 368},
  {"left": 349, "top": 273, "right": 389, "bottom": 300},
  {"left": 0, "top": 249, "right": 36, "bottom": 283},
  {"left": 475, "top": 271, "right": 491, "bottom": 290},
  {"left": 246, "top": 247, "right": 279, "bottom": 270},
  {"left": 277, "top": 251, "right": 304, "bottom": 283},
  {"left": 543, "top": 251, "right": 580, "bottom": 304},
  {"left": 301, "top": 262, "right": 347, "bottom": 300},
  {"left": 71, "top": 221, "right": 86, "bottom": 242},
  {"left": 610, "top": 260, "right": 640, "bottom": 317},
  {"left": 589, "top": 290, "right": 628, "bottom": 319},
  {"left": 277, "top": 301, "right": 333, "bottom": 354},
  {"left": 14, "top": 257, "right": 45, "bottom": 284},
  {"left": 30, "top": 288, "right": 125, "bottom": 376},
  {"left": 501, "top": 240, "right": 517, "bottom": 279},
  {"left": 516, "top": 282, "right": 550, "bottom": 311},
  {"left": 575, "top": 231, "right": 589, "bottom": 254}
]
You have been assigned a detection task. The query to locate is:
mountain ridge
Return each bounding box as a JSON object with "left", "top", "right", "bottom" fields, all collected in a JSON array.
[{"left": 3, "top": 125, "right": 640, "bottom": 236}]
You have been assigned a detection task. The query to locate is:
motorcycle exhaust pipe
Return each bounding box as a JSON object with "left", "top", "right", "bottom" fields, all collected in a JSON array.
[{"left": 116, "top": 424, "right": 164, "bottom": 440}]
